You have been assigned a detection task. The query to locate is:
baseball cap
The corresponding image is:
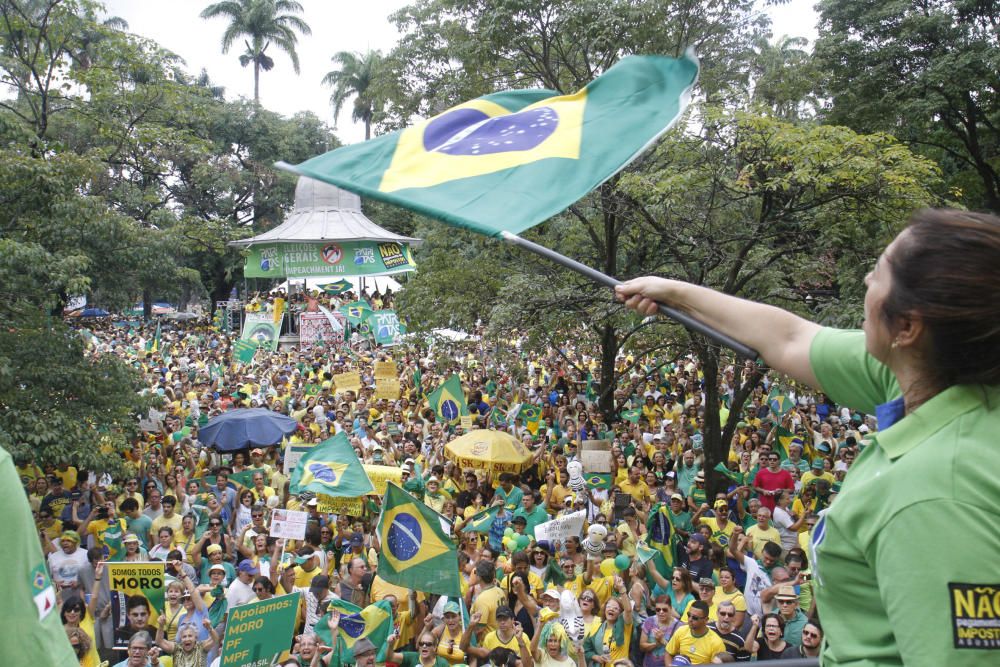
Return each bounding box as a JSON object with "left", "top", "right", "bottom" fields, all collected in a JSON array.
[
  {"left": 541, "top": 589, "right": 560, "bottom": 601},
  {"left": 443, "top": 601, "right": 461, "bottom": 616},
  {"left": 307, "top": 497, "right": 319, "bottom": 507},
  {"left": 812, "top": 458, "right": 825, "bottom": 470},
  {"left": 60, "top": 530, "right": 81, "bottom": 544},
  {"left": 495, "top": 605, "right": 514, "bottom": 619},
  {"left": 695, "top": 471, "right": 705, "bottom": 482},
  {"left": 698, "top": 577, "right": 714, "bottom": 588},
  {"left": 350, "top": 532, "right": 364, "bottom": 547},
  {"left": 209, "top": 564, "right": 227, "bottom": 574},
  {"left": 309, "top": 575, "right": 331, "bottom": 594},
  {"left": 123, "top": 533, "right": 140, "bottom": 544},
  {"left": 713, "top": 499, "right": 728, "bottom": 510},
  {"left": 238, "top": 560, "right": 259, "bottom": 574},
  {"left": 206, "top": 544, "right": 223, "bottom": 555},
  {"left": 690, "top": 534, "right": 708, "bottom": 547},
  {"left": 251, "top": 448, "right": 264, "bottom": 456},
  {"left": 511, "top": 515, "right": 527, "bottom": 525},
  {"left": 670, "top": 493, "right": 684, "bottom": 502}
]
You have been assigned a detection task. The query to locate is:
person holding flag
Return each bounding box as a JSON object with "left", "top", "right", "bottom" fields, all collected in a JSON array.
[{"left": 617, "top": 208, "right": 1000, "bottom": 665}]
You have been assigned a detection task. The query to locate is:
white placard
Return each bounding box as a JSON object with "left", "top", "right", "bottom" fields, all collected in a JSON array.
[
  {"left": 534, "top": 510, "right": 586, "bottom": 543},
  {"left": 269, "top": 509, "right": 309, "bottom": 540}
]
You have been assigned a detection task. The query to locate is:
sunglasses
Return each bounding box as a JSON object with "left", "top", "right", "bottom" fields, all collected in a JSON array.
[
  {"left": 802, "top": 630, "right": 820, "bottom": 638},
  {"left": 655, "top": 607, "right": 671, "bottom": 613},
  {"left": 253, "top": 586, "right": 266, "bottom": 592},
  {"left": 688, "top": 614, "right": 705, "bottom": 621},
  {"left": 671, "top": 576, "right": 683, "bottom": 582},
  {"left": 778, "top": 599, "right": 797, "bottom": 605},
  {"left": 718, "top": 611, "right": 734, "bottom": 617},
  {"left": 209, "top": 522, "right": 222, "bottom": 526},
  {"left": 418, "top": 642, "right": 435, "bottom": 648}
]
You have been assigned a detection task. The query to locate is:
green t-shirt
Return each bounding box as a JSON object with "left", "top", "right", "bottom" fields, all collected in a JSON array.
[
  {"left": 0, "top": 448, "right": 78, "bottom": 666},
  {"left": 810, "top": 327, "right": 1000, "bottom": 665},
  {"left": 126, "top": 513, "right": 153, "bottom": 549},
  {"left": 400, "top": 651, "right": 450, "bottom": 667}
]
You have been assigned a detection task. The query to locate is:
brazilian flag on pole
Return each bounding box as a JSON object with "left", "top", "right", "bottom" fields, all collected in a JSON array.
[
  {"left": 586, "top": 472, "right": 613, "bottom": 490},
  {"left": 290, "top": 432, "right": 375, "bottom": 497},
  {"left": 619, "top": 408, "right": 641, "bottom": 424},
  {"left": 427, "top": 374, "right": 469, "bottom": 425},
  {"left": 276, "top": 54, "right": 699, "bottom": 238},
  {"left": 319, "top": 279, "right": 352, "bottom": 295},
  {"left": 768, "top": 386, "right": 795, "bottom": 418},
  {"left": 316, "top": 599, "right": 394, "bottom": 662},
  {"left": 377, "top": 483, "right": 462, "bottom": 597}
]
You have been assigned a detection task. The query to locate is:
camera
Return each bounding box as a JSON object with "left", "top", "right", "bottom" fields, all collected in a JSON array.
[{"left": 95, "top": 507, "right": 109, "bottom": 520}]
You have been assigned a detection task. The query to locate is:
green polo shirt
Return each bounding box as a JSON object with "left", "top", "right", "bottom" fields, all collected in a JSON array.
[{"left": 810, "top": 328, "right": 1000, "bottom": 665}]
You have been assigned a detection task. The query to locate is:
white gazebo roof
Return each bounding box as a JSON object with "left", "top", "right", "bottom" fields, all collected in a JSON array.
[{"left": 230, "top": 177, "right": 421, "bottom": 246}]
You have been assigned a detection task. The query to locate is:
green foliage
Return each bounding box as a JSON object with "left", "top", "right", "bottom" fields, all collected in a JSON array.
[
  {"left": 0, "top": 309, "right": 150, "bottom": 475},
  {"left": 814, "top": 0, "right": 1000, "bottom": 211}
]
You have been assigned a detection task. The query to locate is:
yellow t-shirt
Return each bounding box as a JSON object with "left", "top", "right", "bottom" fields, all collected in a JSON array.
[
  {"left": 601, "top": 621, "right": 634, "bottom": 662},
  {"left": 745, "top": 525, "right": 782, "bottom": 558},
  {"left": 471, "top": 585, "right": 508, "bottom": 631},
  {"left": 482, "top": 630, "right": 529, "bottom": 653},
  {"left": 665, "top": 625, "right": 727, "bottom": 664},
  {"left": 696, "top": 517, "right": 736, "bottom": 548}
]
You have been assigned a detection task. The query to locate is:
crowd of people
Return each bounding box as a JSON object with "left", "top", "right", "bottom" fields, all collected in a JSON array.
[{"left": 22, "top": 283, "right": 866, "bottom": 667}]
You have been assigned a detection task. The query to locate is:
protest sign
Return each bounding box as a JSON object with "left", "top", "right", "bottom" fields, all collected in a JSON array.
[
  {"left": 580, "top": 439, "right": 613, "bottom": 473},
  {"left": 369, "top": 310, "right": 405, "bottom": 346},
  {"left": 333, "top": 371, "right": 361, "bottom": 394},
  {"left": 460, "top": 416, "right": 474, "bottom": 430},
  {"left": 108, "top": 562, "right": 166, "bottom": 651},
  {"left": 317, "top": 494, "right": 365, "bottom": 515},
  {"left": 269, "top": 509, "right": 308, "bottom": 540},
  {"left": 284, "top": 443, "right": 314, "bottom": 475},
  {"left": 363, "top": 465, "right": 403, "bottom": 496},
  {"left": 374, "top": 360, "right": 396, "bottom": 379},
  {"left": 220, "top": 593, "right": 299, "bottom": 667},
  {"left": 534, "top": 510, "right": 586, "bottom": 544},
  {"left": 241, "top": 313, "right": 281, "bottom": 352},
  {"left": 374, "top": 378, "right": 401, "bottom": 400}
]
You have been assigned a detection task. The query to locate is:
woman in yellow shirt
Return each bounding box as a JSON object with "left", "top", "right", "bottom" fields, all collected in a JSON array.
[
  {"left": 583, "top": 577, "right": 633, "bottom": 666},
  {"left": 61, "top": 596, "right": 99, "bottom": 667}
]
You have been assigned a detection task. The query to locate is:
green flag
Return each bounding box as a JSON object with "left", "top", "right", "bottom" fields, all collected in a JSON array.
[
  {"left": 427, "top": 374, "right": 469, "bottom": 425},
  {"left": 368, "top": 309, "right": 406, "bottom": 346},
  {"left": 316, "top": 599, "right": 394, "bottom": 663},
  {"left": 585, "top": 472, "right": 613, "bottom": 490},
  {"left": 377, "top": 483, "right": 462, "bottom": 596},
  {"left": 713, "top": 461, "right": 744, "bottom": 486},
  {"left": 290, "top": 432, "right": 375, "bottom": 497},
  {"left": 145, "top": 321, "right": 161, "bottom": 353},
  {"left": 0, "top": 447, "right": 77, "bottom": 665},
  {"left": 339, "top": 301, "right": 373, "bottom": 325},
  {"left": 774, "top": 426, "right": 797, "bottom": 461},
  {"left": 233, "top": 338, "right": 259, "bottom": 365},
  {"left": 277, "top": 54, "right": 699, "bottom": 238}
]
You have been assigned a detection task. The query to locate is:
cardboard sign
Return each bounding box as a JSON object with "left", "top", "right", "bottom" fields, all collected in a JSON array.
[
  {"left": 374, "top": 378, "right": 401, "bottom": 400},
  {"left": 269, "top": 509, "right": 308, "bottom": 540},
  {"left": 460, "top": 416, "right": 474, "bottom": 430},
  {"left": 374, "top": 360, "right": 396, "bottom": 379},
  {"left": 580, "top": 439, "right": 613, "bottom": 473},
  {"left": 220, "top": 593, "right": 299, "bottom": 666},
  {"left": 317, "top": 494, "right": 365, "bottom": 515},
  {"left": 363, "top": 465, "right": 403, "bottom": 496},
  {"left": 534, "top": 510, "right": 586, "bottom": 543},
  {"left": 333, "top": 371, "right": 361, "bottom": 394}
]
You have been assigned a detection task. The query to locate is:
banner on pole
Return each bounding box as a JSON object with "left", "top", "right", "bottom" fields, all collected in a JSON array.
[
  {"left": 241, "top": 313, "right": 281, "bottom": 352},
  {"left": 220, "top": 593, "right": 299, "bottom": 667},
  {"left": 243, "top": 241, "right": 416, "bottom": 278},
  {"left": 317, "top": 494, "right": 365, "bottom": 515},
  {"left": 108, "top": 562, "right": 166, "bottom": 651},
  {"left": 269, "top": 509, "right": 309, "bottom": 540}
]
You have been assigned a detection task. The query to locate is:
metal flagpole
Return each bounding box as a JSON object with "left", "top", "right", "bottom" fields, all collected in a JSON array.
[{"left": 499, "top": 231, "right": 759, "bottom": 360}]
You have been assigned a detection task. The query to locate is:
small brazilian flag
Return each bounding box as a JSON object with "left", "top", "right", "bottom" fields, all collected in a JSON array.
[
  {"left": 645, "top": 503, "right": 675, "bottom": 567},
  {"left": 427, "top": 374, "right": 469, "bottom": 425},
  {"left": 518, "top": 403, "right": 542, "bottom": 435},
  {"left": 319, "top": 279, "right": 352, "bottom": 295},
  {"left": 620, "top": 408, "right": 641, "bottom": 424},
  {"left": 339, "top": 301, "right": 373, "bottom": 325},
  {"left": 462, "top": 505, "right": 501, "bottom": 534},
  {"left": 377, "top": 483, "right": 462, "bottom": 597},
  {"left": 713, "top": 462, "right": 743, "bottom": 485},
  {"left": 316, "top": 599, "right": 394, "bottom": 662},
  {"left": 768, "top": 386, "right": 795, "bottom": 418},
  {"left": 290, "top": 432, "right": 375, "bottom": 497},
  {"left": 276, "top": 54, "right": 699, "bottom": 239},
  {"left": 145, "top": 321, "right": 161, "bottom": 353},
  {"left": 774, "top": 426, "right": 798, "bottom": 462},
  {"left": 586, "top": 472, "right": 612, "bottom": 490}
]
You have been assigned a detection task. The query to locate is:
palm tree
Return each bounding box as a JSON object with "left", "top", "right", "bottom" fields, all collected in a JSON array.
[
  {"left": 322, "top": 50, "right": 384, "bottom": 140},
  {"left": 200, "top": 0, "right": 311, "bottom": 105}
]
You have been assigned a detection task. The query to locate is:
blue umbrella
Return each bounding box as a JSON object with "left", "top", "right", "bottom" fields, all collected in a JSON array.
[
  {"left": 199, "top": 408, "right": 299, "bottom": 452},
  {"left": 80, "top": 308, "right": 110, "bottom": 317}
]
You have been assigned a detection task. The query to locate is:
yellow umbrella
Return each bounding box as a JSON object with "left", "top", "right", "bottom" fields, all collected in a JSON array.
[{"left": 444, "top": 430, "right": 534, "bottom": 474}]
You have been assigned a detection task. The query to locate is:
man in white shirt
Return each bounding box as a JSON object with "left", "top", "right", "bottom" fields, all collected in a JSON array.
[
  {"left": 47, "top": 530, "right": 89, "bottom": 592},
  {"left": 226, "top": 560, "right": 259, "bottom": 608}
]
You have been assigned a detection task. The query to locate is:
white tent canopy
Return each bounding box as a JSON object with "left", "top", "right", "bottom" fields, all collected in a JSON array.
[{"left": 230, "top": 177, "right": 421, "bottom": 247}]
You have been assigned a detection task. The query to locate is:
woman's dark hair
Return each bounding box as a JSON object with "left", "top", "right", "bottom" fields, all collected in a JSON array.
[
  {"left": 883, "top": 209, "right": 1000, "bottom": 387},
  {"left": 60, "top": 595, "right": 87, "bottom": 624},
  {"left": 761, "top": 612, "right": 786, "bottom": 635}
]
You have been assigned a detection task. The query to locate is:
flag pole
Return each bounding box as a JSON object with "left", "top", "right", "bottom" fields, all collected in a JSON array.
[{"left": 499, "top": 231, "right": 759, "bottom": 360}]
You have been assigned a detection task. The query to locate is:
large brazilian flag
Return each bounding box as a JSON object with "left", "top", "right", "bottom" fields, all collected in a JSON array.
[
  {"left": 277, "top": 54, "right": 699, "bottom": 236},
  {"left": 377, "top": 483, "right": 462, "bottom": 597},
  {"left": 290, "top": 432, "right": 375, "bottom": 497}
]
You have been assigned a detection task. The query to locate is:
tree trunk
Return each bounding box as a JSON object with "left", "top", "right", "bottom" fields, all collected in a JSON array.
[
  {"left": 142, "top": 287, "right": 152, "bottom": 322},
  {"left": 254, "top": 62, "right": 260, "bottom": 105},
  {"left": 599, "top": 323, "right": 618, "bottom": 422},
  {"left": 364, "top": 119, "right": 371, "bottom": 141},
  {"left": 700, "top": 345, "right": 724, "bottom": 497}
]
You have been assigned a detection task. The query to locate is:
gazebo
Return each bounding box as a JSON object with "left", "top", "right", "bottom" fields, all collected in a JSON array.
[{"left": 230, "top": 176, "right": 422, "bottom": 281}]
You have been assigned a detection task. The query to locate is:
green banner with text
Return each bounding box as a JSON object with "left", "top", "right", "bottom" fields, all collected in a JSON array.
[
  {"left": 220, "top": 593, "right": 299, "bottom": 667},
  {"left": 243, "top": 241, "right": 416, "bottom": 278}
]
